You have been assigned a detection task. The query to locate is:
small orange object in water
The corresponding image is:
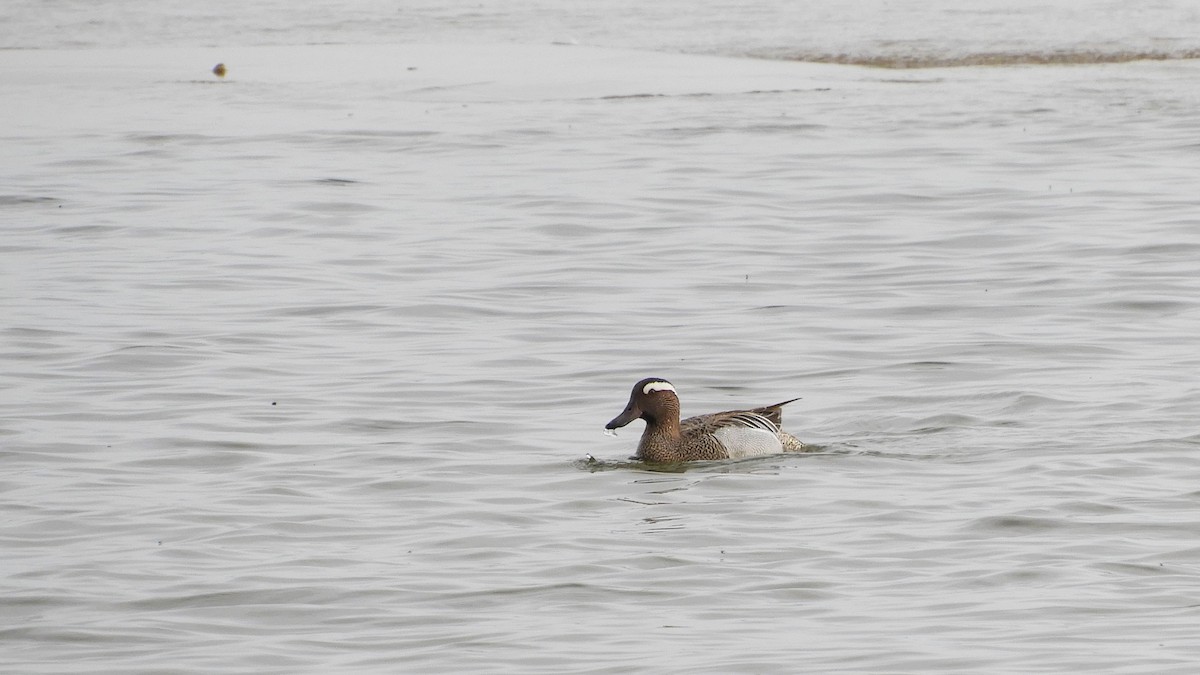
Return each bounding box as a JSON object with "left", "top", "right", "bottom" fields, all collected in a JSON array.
[{"left": 212, "top": 63, "right": 227, "bottom": 78}]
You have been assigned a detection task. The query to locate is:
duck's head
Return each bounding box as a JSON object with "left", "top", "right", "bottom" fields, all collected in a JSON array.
[{"left": 606, "top": 377, "right": 679, "bottom": 429}]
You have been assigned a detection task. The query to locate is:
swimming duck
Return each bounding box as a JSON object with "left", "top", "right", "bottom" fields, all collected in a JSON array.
[{"left": 606, "top": 377, "right": 806, "bottom": 462}]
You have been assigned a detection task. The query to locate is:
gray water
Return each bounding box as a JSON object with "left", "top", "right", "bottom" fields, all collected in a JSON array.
[{"left": 4, "top": 2, "right": 1200, "bottom": 673}]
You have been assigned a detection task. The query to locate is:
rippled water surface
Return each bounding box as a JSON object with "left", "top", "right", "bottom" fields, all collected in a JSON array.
[{"left": 4, "top": 1, "right": 1200, "bottom": 673}]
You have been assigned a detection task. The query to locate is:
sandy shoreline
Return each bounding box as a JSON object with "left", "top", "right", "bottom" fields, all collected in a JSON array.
[
  {"left": 2, "top": 41, "right": 852, "bottom": 98},
  {"left": 2, "top": 42, "right": 866, "bottom": 142}
]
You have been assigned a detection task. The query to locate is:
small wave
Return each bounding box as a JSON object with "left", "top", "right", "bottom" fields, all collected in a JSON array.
[
  {"left": 765, "top": 48, "right": 1200, "bottom": 69},
  {"left": 0, "top": 194, "right": 62, "bottom": 207}
]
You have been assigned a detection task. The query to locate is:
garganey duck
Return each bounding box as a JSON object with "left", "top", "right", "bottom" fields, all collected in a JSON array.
[{"left": 606, "top": 377, "right": 806, "bottom": 462}]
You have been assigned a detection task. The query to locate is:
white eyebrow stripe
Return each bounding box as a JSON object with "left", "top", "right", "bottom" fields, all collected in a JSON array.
[{"left": 642, "top": 381, "right": 676, "bottom": 395}]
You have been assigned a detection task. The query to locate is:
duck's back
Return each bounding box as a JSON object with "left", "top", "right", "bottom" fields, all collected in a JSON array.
[{"left": 680, "top": 398, "right": 798, "bottom": 435}]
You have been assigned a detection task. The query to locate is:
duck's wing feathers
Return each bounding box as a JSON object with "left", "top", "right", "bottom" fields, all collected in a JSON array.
[
  {"left": 680, "top": 409, "right": 781, "bottom": 436},
  {"left": 681, "top": 398, "right": 800, "bottom": 433}
]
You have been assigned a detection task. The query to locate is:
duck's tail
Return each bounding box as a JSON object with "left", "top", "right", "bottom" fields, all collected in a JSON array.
[{"left": 749, "top": 397, "right": 801, "bottom": 426}]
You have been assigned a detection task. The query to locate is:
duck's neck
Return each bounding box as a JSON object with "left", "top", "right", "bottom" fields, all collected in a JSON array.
[
  {"left": 636, "top": 411, "right": 682, "bottom": 462},
  {"left": 641, "top": 415, "right": 679, "bottom": 439}
]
